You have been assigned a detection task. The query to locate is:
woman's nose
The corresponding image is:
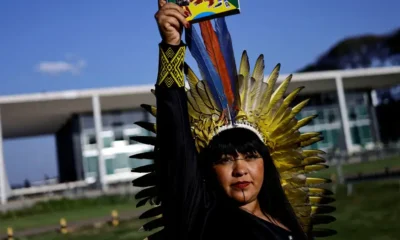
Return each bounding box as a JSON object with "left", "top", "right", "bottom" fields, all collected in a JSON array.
[{"left": 232, "top": 160, "right": 248, "bottom": 177}]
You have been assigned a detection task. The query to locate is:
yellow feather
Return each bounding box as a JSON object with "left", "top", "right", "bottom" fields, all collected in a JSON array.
[
  {"left": 300, "top": 132, "right": 321, "bottom": 142},
  {"left": 304, "top": 164, "right": 328, "bottom": 173},
  {"left": 186, "top": 91, "right": 201, "bottom": 114},
  {"left": 306, "top": 177, "right": 331, "bottom": 186},
  {"left": 302, "top": 149, "right": 326, "bottom": 157},
  {"left": 270, "top": 86, "right": 304, "bottom": 127},
  {"left": 309, "top": 196, "right": 335, "bottom": 205},
  {"left": 261, "top": 63, "right": 280, "bottom": 112},
  {"left": 186, "top": 102, "right": 200, "bottom": 120},
  {"left": 265, "top": 74, "right": 292, "bottom": 115},
  {"left": 303, "top": 156, "right": 326, "bottom": 165},
  {"left": 196, "top": 81, "right": 215, "bottom": 110},
  {"left": 239, "top": 51, "right": 250, "bottom": 77},
  {"left": 251, "top": 54, "right": 265, "bottom": 82},
  {"left": 308, "top": 188, "right": 333, "bottom": 196},
  {"left": 301, "top": 137, "right": 322, "bottom": 147}
]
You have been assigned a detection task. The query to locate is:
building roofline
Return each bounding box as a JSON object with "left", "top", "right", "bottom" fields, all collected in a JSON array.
[
  {"left": 1, "top": 66, "right": 399, "bottom": 105},
  {"left": 278, "top": 65, "right": 400, "bottom": 82},
  {"left": 0, "top": 84, "right": 154, "bottom": 105}
]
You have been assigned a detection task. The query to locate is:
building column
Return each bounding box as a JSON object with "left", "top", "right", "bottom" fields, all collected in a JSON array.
[
  {"left": 335, "top": 75, "right": 353, "bottom": 153},
  {"left": 369, "top": 90, "right": 382, "bottom": 144},
  {"left": 0, "top": 107, "right": 9, "bottom": 205},
  {"left": 92, "top": 95, "right": 108, "bottom": 192}
]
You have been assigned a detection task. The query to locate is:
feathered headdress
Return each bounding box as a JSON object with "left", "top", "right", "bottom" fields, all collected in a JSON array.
[{"left": 131, "top": 18, "right": 336, "bottom": 239}]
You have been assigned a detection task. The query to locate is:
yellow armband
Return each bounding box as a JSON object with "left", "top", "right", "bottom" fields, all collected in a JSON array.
[{"left": 157, "top": 41, "right": 186, "bottom": 88}]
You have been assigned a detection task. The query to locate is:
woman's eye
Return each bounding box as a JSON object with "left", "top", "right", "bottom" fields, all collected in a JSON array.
[
  {"left": 245, "top": 154, "right": 259, "bottom": 160},
  {"left": 219, "top": 158, "right": 233, "bottom": 164}
]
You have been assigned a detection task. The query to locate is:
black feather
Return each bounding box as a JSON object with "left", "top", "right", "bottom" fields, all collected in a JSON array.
[
  {"left": 141, "top": 104, "right": 156, "bottom": 117},
  {"left": 135, "top": 186, "right": 157, "bottom": 200},
  {"left": 146, "top": 229, "right": 165, "bottom": 240},
  {"left": 132, "top": 172, "right": 156, "bottom": 187},
  {"left": 142, "top": 217, "right": 164, "bottom": 231},
  {"left": 135, "top": 121, "right": 156, "bottom": 133},
  {"left": 139, "top": 206, "right": 163, "bottom": 219},
  {"left": 136, "top": 197, "right": 151, "bottom": 208},
  {"left": 130, "top": 151, "right": 155, "bottom": 160},
  {"left": 130, "top": 136, "right": 156, "bottom": 146},
  {"left": 131, "top": 164, "right": 155, "bottom": 173},
  {"left": 312, "top": 206, "right": 336, "bottom": 215}
]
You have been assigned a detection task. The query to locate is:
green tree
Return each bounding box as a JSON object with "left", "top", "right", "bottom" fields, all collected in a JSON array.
[{"left": 298, "top": 28, "right": 400, "bottom": 72}]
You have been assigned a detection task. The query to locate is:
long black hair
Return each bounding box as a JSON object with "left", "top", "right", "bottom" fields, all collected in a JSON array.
[{"left": 200, "top": 128, "right": 308, "bottom": 240}]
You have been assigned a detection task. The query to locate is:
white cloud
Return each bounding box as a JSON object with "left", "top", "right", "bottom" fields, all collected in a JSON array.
[{"left": 35, "top": 58, "right": 87, "bottom": 76}]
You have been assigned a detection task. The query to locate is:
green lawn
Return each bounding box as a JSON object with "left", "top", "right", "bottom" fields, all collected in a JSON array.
[
  {"left": 0, "top": 203, "right": 137, "bottom": 231},
  {"left": 325, "top": 180, "right": 400, "bottom": 240},
  {"left": 313, "top": 155, "right": 400, "bottom": 179},
  {"left": 17, "top": 219, "right": 156, "bottom": 240},
  {"left": 313, "top": 156, "right": 400, "bottom": 240},
  {"left": 21, "top": 180, "right": 399, "bottom": 240},
  {"left": 0, "top": 195, "right": 143, "bottom": 231},
  {"left": 2, "top": 157, "right": 400, "bottom": 239}
]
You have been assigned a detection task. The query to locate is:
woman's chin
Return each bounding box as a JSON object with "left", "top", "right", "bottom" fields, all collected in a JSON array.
[{"left": 230, "top": 191, "right": 252, "bottom": 204}]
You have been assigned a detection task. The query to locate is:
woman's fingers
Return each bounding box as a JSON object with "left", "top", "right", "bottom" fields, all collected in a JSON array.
[
  {"left": 158, "top": 0, "right": 167, "bottom": 10},
  {"left": 157, "top": 4, "right": 190, "bottom": 28}
]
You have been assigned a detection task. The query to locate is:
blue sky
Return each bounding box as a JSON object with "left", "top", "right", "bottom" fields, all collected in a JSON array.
[{"left": 1, "top": 0, "right": 399, "bottom": 184}]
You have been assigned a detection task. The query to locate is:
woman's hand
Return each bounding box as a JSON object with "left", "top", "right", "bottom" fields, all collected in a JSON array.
[{"left": 155, "top": 0, "right": 190, "bottom": 45}]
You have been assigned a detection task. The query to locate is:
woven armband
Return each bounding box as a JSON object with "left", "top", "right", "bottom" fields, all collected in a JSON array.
[{"left": 157, "top": 42, "right": 186, "bottom": 88}]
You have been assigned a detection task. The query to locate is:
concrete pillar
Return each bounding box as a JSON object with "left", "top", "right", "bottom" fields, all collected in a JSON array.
[
  {"left": 368, "top": 90, "right": 382, "bottom": 144},
  {"left": 0, "top": 107, "right": 9, "bottom": 205},
  {"left": 335, "top": 75, "right": 353, "bottom": 153},
  {"left": 92, "top": 95, "right": 108, "bottom": 192}
]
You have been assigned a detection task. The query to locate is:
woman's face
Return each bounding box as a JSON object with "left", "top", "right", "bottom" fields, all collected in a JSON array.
[{"left": 213, "top": 151, "right": 264, "bottom": 204}]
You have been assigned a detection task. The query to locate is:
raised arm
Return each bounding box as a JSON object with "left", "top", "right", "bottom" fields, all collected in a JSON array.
[{"left": 154, "top": 2, "right": 204, "bottom": 239}]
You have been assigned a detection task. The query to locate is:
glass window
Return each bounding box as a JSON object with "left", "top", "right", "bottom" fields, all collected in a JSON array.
[
  {"left": 351, "top": 127, "right": 361, "bottom": 145},
  {"left": 114, "top": 153, "right": 129, "bottom": 169},
  {"left": 106, "top": 158, "right": 114, "bottom": 175},
  {"left": 81, "top": 115, "right": 94, "bottom": 130},
  {"left": 102, "top": 113, "right": 114, "bottom": 128},
  {"left": 357, "top": 105, "right": 369, "bottom": 119},
  {"left": 317, "top": 110, "right": 325, "bottom": 124},
  {"left": 330, "top": 129, "right": 340, "bottom": 147},
  {"left": 88, "top": 134, "right": 96, "bottom": 145},
  {"left": 348, "top": 108, "right": 357, "bottom": 121},
  {"left": 84, "top": 156, "right": 98, "bottom": 173},
  {"left": 327, "top": 109, "right": 337, "bottom": 123},
  {"left": 103, "top": 136, "right": 113, "bottom": 148},
  {"left": 114, "top": 128, "right": 124, "bottom": 141},
  {"left": 360, "top": 125, "right": 372, "bottom": 142},
  {"left": 123, "top": 110, "right": 145, "bottom": 124}
]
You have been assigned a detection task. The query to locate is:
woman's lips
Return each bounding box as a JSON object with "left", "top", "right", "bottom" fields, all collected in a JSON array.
[{"left": 232, "top": 181, "right": 250, "bottom": 189}]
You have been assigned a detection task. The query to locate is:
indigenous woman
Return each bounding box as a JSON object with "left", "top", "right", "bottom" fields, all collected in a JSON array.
[{"left": 131, "top": 1, "right": 336, "bottom": 239}]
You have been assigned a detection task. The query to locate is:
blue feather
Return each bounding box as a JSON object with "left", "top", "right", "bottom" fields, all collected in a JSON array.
[
  {"left": 185, "top": 26, "right": 226, "bottom": 110},
  {"left": 214, "top": 17, "right": 238, "bottom": 122},
  {"left": 214, "top": 17, "right": 237, "bottom": 104}
]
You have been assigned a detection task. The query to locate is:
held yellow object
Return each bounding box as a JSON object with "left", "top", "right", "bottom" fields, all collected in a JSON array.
[
  {"left": 6, "top": 227, "right": 13, "bottom": 240},
  {"left": 111, "top": 210, "right": 119, "bottom": 226},
  {"left": 168, "top": 0, "right": 240, "bottom": 23},
  {"left": 59, "top": 218, "right": 68, "bottom": 234}
]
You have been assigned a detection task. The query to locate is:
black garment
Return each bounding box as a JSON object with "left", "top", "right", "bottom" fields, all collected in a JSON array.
[{"left": 155, "top": 41, "right": 294, "bottom": 240}]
